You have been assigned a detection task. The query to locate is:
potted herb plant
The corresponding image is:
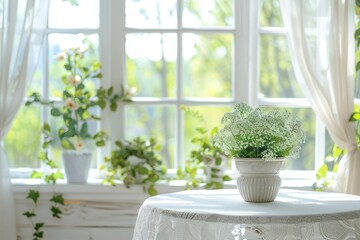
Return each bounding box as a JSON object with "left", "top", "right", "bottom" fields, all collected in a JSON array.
[
  {"left": 26, "top": 47, "right": 134, "bottom": 183},
  {"left": 213, "top": 103, "right": 305, "bottom": 202},
  {"left": 102, "top": 137, "right": 167, "bottom": 196}
]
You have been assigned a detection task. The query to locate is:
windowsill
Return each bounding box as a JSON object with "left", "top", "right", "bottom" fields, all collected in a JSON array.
[{"left": 11, "top": 177, "right": 315, "bottom": 194}]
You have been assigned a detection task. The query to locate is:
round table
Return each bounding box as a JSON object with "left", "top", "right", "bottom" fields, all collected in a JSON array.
[{"left": 132, "top": 189, "right": 360, "bottom": 240}]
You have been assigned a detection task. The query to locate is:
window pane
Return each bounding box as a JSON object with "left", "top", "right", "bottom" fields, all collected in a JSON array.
[
  {"left": 126, "top": 34, "right": 176, "bottom": 98},
  {"left": 259, "top": 34, "right": 303, "bottom": 98},
  {"left": 48, "top": 34, "right": 99, "bottom": 98},
  {"left": 126, "top": 0, "right": 177, "bottom": 28},
  {"left": 125, "top": 105, "right": 175, "bottom": 168},
  {"left": 183, "top": 0, "right": 233, "bottom": 27},
  {"left": 184, "top": 106, "right": 232, "bottom": 159},
  {"left": 48, "top": 0, "right": 99, "bottom": 29},
  {"left": 260, "top": 0, "right": 283, "bottom": 27},
  {"left": 5, "top": 106, "right": 41, "bottom": 168},
  {"left": 280, "top": 107, "right": 315, "bottom": 170},
  {"left": 183, "top": 33, "right": 233, "bottom": 98}
]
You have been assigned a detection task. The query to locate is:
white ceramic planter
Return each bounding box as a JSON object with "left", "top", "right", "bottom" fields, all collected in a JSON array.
[
  {"left": 62, "top": 150, "right": 92, "bottom": 184},
  {"left": 235, "top": 158, "right": 285, "bottom": 203}
]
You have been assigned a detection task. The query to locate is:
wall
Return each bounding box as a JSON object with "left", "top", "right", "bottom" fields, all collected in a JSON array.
[{"left": 13, "top": 183, "right": 185, "bottom": 240}]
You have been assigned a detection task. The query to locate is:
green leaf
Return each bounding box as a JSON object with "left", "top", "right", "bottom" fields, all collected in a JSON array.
[
  {"left": 23, "top": 211, "right": 36, "bottom": 218},
  {"left": 51, "top": 206, "right": 63, "bottom": 219},
  {"left": 34, "top": 223, "right": 44, "bottom": 231},
  {"left": 215, "top": 157, "right": 222, "bottom": 166},
  {"left": 148, "top": 185, "right": 157, "bottom": 196},
  {"left": 355, "top": 28, "right": 360, "bottom": 40},
  {"left": 80, "top": 122, "right": 88, "bottom": 138},
  {"left": 61, "top": 139, "right": 75, "bottom": 150},
  {"left": 34, "top": 231, "right": 44, "bottom": 238},
  {"left": 26, "top": 190, "right": 40, "bottom": 204},
  {"left": 64, "top": 63, "right": 72, "bottom": 71},
  {"left": 107, "top": 86, "right": 113, "bottom": 96},
  {"left": 356, "top": 61, "right": 360, "bottom": 72},
  {"left": 349, "top": 112, "right": 360, "bottom": 121},
  {"left": 110, "top": 101, "right": 117, "bottom": 111},
  {"left": 356, "top": 0, "right": 360, "bottom": 7},
  {"left": 31, "top": 171, "right": 43, "bottom": 179},
  {"left": 63, "top": 128, "right": 76, "bottom": 138},
  {"left": 222, "top": 175, "right": 232, "bottom": 181},
  {"left": 316, "top": 164, "right": 328, "bottom": 180},
  {"left": 95, "top": 139, "right": 105, "bottom": 147},
  {"left": 50, "top": 108, "right": 62, "bottom": 117},
  {"left": 137, "top": 167, "right": 149, "bottom": 175},
  {"left": 50, "top": 194, "right": 65, "bottom": 205},
  {"left": 43, "top": 123, "right": 51, "bottom": 132}
]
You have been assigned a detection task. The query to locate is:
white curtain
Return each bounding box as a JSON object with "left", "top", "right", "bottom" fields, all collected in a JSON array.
[
  {"left": 0, "top": 0, "right": 49, "bottom": 239},
  {"left": 280, "top": 0, "right": 360, "bottom": 194}
]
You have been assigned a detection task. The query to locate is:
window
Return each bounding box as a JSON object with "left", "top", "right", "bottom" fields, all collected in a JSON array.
[{"left": 6, "top": 0, "right": 331, "bottom": 178}]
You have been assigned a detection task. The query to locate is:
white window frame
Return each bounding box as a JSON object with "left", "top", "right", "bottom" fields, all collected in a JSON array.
[{"left": 10, "top": 0, "right": 327, "bottom": 182}]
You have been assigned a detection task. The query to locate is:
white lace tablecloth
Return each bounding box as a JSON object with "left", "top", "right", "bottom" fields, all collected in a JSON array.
[{"left": 132, "top": 189, "right": 360, "bottom": 240}]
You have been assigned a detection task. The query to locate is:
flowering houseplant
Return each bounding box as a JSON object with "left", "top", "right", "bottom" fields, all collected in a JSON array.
[
  {"left": 213, "top": 103, "right": 305, "bottom": 202},
  {"left": 27, "top": 48, "right": 134, "bottom": 153},
  {"left": 102, "top": 137, "right": 167, "bottom": 196},
  {"left": 213, "top": 103, "right": 305, "bottom": 160}
]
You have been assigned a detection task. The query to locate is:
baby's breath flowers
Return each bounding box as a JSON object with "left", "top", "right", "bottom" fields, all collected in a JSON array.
[{"left": 213, "top": 103, "right": 305, "bottom": 160}]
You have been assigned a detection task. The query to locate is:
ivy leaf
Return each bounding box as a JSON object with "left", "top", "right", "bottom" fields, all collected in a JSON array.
[
  {"left": 107, "top": 86, "right": 113, "bottom": 96},
  {"left": 31, "top": 171, "right": 43, "bottom": 179},
  {"left": 51, "top": 206, "right": 63, "bottom": 219},
  {"left": 26, "top": 190, "right": 40, "bottom": 204},
  {"left": 34, "top": 223, "right": 44, "bottom": 231},
  {"left": 23, "top": 211, "right": 36, "bottom": 218},
  {"left": 316, "top": 164, "right": 328, "bottom": 180},
  {"left": 33, "top": 231, "right": 44, "bottom": 238},
  {"left": 50, "top": 194, "right": 65, "bottom": 205}
]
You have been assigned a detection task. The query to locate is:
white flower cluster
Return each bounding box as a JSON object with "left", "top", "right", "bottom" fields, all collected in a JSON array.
[{"left": 213, "top": 103, "right": 306, "bottom": 160}]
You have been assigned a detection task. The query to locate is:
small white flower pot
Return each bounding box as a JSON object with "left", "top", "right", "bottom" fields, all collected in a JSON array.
[
  {"left": 62, "top": 150, "right": 92, "bottom": 184},
  {"left": 235, "top": 158, "right": 285, "bottom": 203}
]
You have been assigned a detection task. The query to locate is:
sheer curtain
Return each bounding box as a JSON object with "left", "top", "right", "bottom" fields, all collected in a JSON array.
[
  {"left": 280, "top": 0, "right": 360, "bottom": 194},
  {"left": 0, "top": 0, "right": 49, "bottom": 239}
]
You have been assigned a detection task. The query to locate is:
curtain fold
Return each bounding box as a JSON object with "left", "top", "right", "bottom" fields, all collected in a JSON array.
[
  {"left": 0, "top": 0, "right": 49, "bottom": 239},
  {"left": 280, "top": 0, "right": 360, "bottom": 194}
]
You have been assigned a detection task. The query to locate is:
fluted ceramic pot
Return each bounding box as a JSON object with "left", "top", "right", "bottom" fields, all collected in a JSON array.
[
  {"left": 235, "top": 158, "right": 285, "bottom": 203},
  {"left": 62, "top": 150, "right": 92, "bottom": 184}
]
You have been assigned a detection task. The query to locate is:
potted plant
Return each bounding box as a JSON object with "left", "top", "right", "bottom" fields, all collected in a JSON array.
[
  {"left": 102, "top": 137, "right": 167, "bottom": 196},
  {"left": 177, "top": 127, "right": 232, "bottom": 189},
  {"left": 213, "top": 103, "right": 305, "bottom": 202},
  {"left": 26, "top": 47, "right": 134, "bottom": 183}
]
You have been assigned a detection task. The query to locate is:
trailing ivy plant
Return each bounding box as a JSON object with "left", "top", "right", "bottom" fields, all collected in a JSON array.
[{"left": 102, "top": 137, "right": 167, "bottom": 196}]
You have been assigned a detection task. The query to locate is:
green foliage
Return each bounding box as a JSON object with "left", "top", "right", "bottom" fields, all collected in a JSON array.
[
  {"left": 177, "top": 127, "right": 231, "bottom": 190},
  {"left": 213, "top": 103, "right": 306, "bottom": 160},
  {"left": 26, "top": 47, "right": 134, "bottom": 152},
  {"left": 314, "top": 144, "right": 344, "bottom": 191},
  {"left": 177, "top": 107, "right": 231, "bottom": 189},
  {"left": 103, "top": 137, "right": 167, "bottom": 196},
  {"left": 23, "top": 189, "right": 44, "bottom": 240}
]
